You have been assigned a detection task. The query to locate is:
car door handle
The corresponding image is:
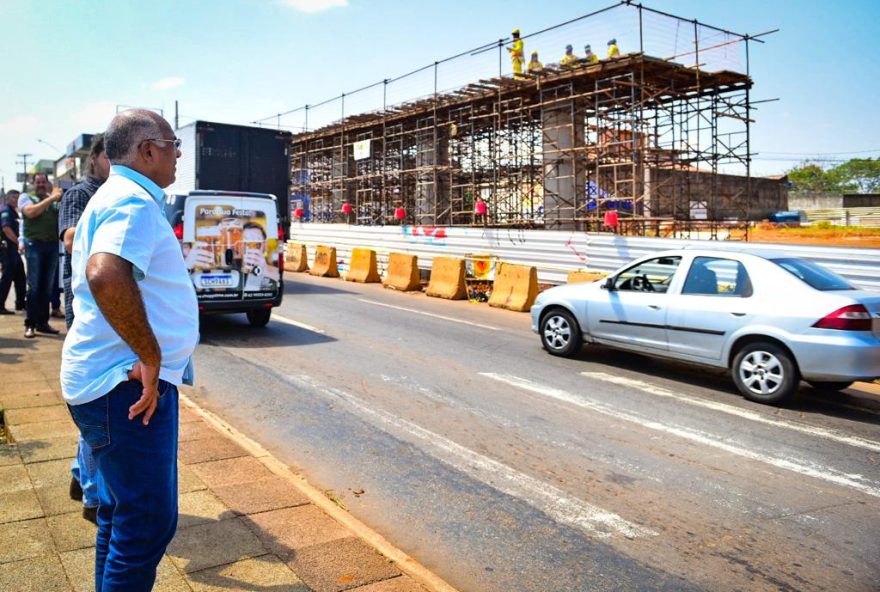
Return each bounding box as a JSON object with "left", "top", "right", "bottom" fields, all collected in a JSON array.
[
  {"left": 648, "top": 305, "right": 661, "bottom": 310},
  {"left": 731, "top": 312, "right": 746, "bottom": 317}
]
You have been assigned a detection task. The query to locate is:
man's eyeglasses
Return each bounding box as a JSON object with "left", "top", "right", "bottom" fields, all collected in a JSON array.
[{"left": 140, "top": 138, "right": 182, "bottom": 150}]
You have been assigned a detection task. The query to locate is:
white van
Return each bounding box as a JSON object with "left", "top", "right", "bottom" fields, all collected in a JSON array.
[{"left": 164, "top": 190, "right": 284, "bottom": 326}]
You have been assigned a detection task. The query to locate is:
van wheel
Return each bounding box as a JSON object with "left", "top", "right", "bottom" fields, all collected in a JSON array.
[
  {"left": 246, "top": 308, "right": 271, "bottom": 327},
  {"left": 731, "top": 342, "right": 799, "bottom": 405}
]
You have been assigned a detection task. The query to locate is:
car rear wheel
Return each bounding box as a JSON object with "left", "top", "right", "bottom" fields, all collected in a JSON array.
[
  {"left": 246, "top": 308, "right": 272, "bottom": 327},
  {"left": 731, "top": 342, "right": 799, "bottom": 404},
  {"left": 807, "top": 380, "right": 853, "bottom": 392},
  {"left": 540, "top": 308, "right": 582, "bottom": 357}
]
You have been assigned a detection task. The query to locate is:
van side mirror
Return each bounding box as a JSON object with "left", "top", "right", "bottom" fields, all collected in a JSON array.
[{"left": 602, "top": 277, "right": 615, "bottom": 291}]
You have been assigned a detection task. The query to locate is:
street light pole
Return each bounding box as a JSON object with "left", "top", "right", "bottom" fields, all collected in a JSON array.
[{"left": 16, "top": 153, "right": 32, "bottom": 192}]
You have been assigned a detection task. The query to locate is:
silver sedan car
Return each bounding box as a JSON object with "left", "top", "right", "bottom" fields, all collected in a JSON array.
[{"left": 531, "top": 248, "right": 880, "bottom": 404}]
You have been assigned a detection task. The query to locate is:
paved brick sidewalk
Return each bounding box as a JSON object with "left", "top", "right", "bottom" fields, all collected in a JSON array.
[{"left": 0, "top": 313, "right": 446, "bottom": 592}]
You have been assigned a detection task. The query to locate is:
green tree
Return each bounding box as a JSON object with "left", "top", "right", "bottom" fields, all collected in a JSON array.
[{"left": 787, "top": 158, "right": 880, "bottom": 194}]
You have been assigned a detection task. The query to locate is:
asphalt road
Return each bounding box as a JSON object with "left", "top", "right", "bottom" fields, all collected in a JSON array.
[{"left": 188, "top": 272, "right": 880, "bottom": 592}]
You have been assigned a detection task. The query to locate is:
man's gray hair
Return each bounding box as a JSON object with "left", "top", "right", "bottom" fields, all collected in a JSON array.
[{"left": 104, "top": 110, "right": 163, "bottom": 165}]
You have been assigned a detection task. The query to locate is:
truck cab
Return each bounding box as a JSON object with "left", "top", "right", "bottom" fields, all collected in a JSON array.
[{"left": 164, "top": 190, "right": 284, "bottom": 326}]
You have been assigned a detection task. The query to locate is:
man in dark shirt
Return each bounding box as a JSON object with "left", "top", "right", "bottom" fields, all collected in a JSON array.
[
  {"left": 58, "top": 134, "right": 110, "bottom": 524},
  {"left": 19, "top": 172, "right": 62, "bottom": 337},
  {"left": 0, "top": 189, "right": 26, "bottom": 314}
]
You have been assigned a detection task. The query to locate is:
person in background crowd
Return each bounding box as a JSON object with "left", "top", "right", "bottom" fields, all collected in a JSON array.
[
  {"left": 527, "top": 50, "right": 544, "bottom": 74},
  {"left": 19, "top": 172, "right": 62, "bottom": 338},
  {"left": 59, "top": 134, "right": 110, "bottom": 525},
  {"left": 61, "top": 109, "right": 198, "bottom": 591},
  {"left": 607, "top": 38, "right": 620, "bottom": 58},
  {"left": 560, "top": 44, "right": 578, "bottom": 67},
  {"left": 0, "top": 189, "right": 26, "bottom": 314}
]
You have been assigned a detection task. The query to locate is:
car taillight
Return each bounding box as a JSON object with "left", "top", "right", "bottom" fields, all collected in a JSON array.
[
  {"left": 278, "top": 252, "right": 284, "bottom": 273},
  {"left": 813, "top": 304, "right": 872, "bottom": 331},
  {"left": 278, "top": 224, "right": 285, "bottom": 240},
  {"left": 173, "top": 223, "right": 183, "bottom": 240}
]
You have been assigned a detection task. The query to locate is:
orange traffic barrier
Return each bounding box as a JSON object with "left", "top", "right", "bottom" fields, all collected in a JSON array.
[
  {"left": 309, "top": 245, "right": 339, "bottom": 278},
  {"left": 488, "top": 262, "right": 538, "bottom": 312},
  {"left": 345, "top": 248, "right": 381, "bottom": 283},
  {"left": 426, "top": 257, "right": 467, "bottom": 300},
  {"left": 567, "top": 270, "right": 607, "bottom": 284},
  {"left": 382, "top": 253, "right": 421, "bottom": 292},
  {"left": 284, "top": 242, "right": 309, "bottom": 273}
]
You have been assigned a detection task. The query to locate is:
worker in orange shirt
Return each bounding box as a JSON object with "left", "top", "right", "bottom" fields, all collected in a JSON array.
[{"left": 508, "top": 29, "right": 525, "bottom": 78}]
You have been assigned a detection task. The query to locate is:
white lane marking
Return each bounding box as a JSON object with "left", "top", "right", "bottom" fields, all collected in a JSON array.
[
  {"left": 358, "top": 299, "right": 501, "bottom": 331},
  {"left": 582, "top": 372, "right": 880, "bottom": 455},
  {"left": 295, "top": 373, "right": 656, "bottom": 540},
  {"left": 273, "top": 314, "right": 325, "bottom": 334},
  {"left": 482, "top": 373, "right": 880, "bottom": 500}
]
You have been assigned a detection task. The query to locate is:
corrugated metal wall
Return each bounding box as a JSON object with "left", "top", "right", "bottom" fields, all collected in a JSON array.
[{"left": 289, "top": 224, "right": 880, "bottom": 290}]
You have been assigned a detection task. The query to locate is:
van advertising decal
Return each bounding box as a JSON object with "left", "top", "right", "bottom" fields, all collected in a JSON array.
[{"left": 184, "top": 203, "right": 280, "bottom": 300}]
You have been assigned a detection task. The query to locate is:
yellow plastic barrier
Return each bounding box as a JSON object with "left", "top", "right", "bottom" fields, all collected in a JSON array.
[
  {"left": 426, "top": 257, "right": 468, "bottom": 300},
  {"left": 309, "top": 245, "right": 339, "bottom": 278},
  {"left": 284, "top": 242, "right": 309, "bottom": 273},
  {"left": 382, "top": 253, "right": 421, "bottom": 292},
  {"left": 345, "top": 248, "right": 381, "bottom": 283},
  {"left": 567, "top": 270, "right": 608, "bottom": 284},
  {"left": 488, "top": 263, "right": 538, "bottom": 312}
]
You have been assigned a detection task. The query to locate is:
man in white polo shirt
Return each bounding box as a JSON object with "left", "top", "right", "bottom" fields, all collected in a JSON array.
[{"left": 61, "top": 109, "right": 198, "bottom": 592}]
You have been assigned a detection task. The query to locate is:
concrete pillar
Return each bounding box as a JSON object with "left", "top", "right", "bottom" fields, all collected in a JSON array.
[
  {"left": 542, "top": 103, "right": 585, "bottom": 230},
  {"left": 415, "top": 125, "right": 450, "bottom": 225}
]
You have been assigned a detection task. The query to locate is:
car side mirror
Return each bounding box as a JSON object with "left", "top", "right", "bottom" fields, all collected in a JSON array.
[{"left": 602, "top": 277, "right": 615, "bottom": 291}]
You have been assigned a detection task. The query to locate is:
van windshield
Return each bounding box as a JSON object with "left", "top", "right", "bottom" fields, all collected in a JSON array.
[{"left": 772, "top": 258, "right": 854, "bottom": 291}]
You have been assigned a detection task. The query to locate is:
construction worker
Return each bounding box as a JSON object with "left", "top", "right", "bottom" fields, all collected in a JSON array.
[
  {"left": 560, "top": 44, "right": 578, "bottom": 68},
  {"left": 607, "top": 38, "right": 620, "bottom": 59},
  {"left": 508, "top": 28, "right": 525, "bottom": 78},
  {"left": 583, "top": 44, "right": 598, "bottom": 64},
  {"left": 527, "top": 50, "right": 543, "bottom": 74}
]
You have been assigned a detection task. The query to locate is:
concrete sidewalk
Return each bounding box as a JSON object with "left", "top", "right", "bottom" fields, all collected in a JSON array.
[{"left": 0, "top": 312, "right": 450, "bottom": 592}]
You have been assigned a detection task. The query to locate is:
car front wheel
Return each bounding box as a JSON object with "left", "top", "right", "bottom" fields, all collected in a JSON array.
[
  {"left": 540, "top": 308, "right": 582, "bottom": 357},
  {"left": 731, "top": 342, "right": 799, "bottom": 404}
]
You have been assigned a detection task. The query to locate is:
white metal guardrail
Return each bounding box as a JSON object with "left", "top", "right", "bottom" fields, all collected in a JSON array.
[{"left": 289, "top": 223, "right": 880, "bottom": 291}]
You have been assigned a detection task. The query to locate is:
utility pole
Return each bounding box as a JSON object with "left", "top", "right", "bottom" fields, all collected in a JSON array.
[
  {"left": 174, "top": 100, "right": 179, "bottom": 130},
  {"left": 16, "top": 153, "right": 32, "bottom": 192}
]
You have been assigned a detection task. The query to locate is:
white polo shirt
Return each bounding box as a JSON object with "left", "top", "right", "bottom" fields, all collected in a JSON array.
[{"left": 61, "top": 165, "right": 199, "bottom": 405}]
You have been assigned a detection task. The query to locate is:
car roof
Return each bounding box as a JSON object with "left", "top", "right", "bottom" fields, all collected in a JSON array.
[{"left": 651, "top": 246, "right": 793, "bottom": 262}]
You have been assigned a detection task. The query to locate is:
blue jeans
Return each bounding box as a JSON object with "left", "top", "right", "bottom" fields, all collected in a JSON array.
[
  {"left": 23, "top": 239, "right": 58, "bottom": 328},
  {"left": 67, "top": 380, "right": 179, "bottom": 592},
  {"left": 71, "top": 436, "right": 99, "bottom": 508}
]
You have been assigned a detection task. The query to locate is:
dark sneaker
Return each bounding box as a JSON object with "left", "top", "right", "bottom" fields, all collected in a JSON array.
[
  {"left": 0, "top": 308, "right": 13, "bottom": 315},
  {"left": 51, "top": 308, "right": 64, "bottom": 319},
  {"left": 69, "top": 476, "right": 83, "bottom": 502},
  {"left": 82, "top": 506, "right": 98, "bottom": 525},
  {"left": 24, "top": 327, "right": 35, "bottom": 338},
  {"left": 35, "top": 324, "right": 60, "bottom": 335},
  {"left": 15, "top": 303, "right": 24, "bottom": 311}
]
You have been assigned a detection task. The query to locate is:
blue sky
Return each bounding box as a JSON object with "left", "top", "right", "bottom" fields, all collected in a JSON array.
[{"left": 1, "top": 0, "right": 878, "bottom": 188}]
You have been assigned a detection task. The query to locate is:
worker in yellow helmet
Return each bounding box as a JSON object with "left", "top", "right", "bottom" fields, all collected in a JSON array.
[
  {"left": 583, "top": 44, "right": 598, "bottom": 64},
  {"left": 527, "top": 50, "right": 543, "bottom": 74},
  {"left": 508, "top": 29, "right": 525, "bottom": 78},
  {"left": 560, "top": 44, "right": 578, "bottom": 68},
  {"left": 607, "top": 38, "right": 620, "bottom": 59}
]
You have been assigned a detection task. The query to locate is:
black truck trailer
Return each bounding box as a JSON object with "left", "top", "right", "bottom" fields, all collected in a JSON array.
[{"left": 167, "top": 120, "right": 292, "bottom": 238}]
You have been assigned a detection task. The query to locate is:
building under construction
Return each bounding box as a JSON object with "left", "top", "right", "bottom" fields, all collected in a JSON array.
[{"left": 280, "top": 2, "right": 784, "bottom": 233}]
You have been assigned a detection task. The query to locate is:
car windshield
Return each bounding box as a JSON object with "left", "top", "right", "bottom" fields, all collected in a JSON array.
[{"left": 771, "top": 258, "right": 854, "bottom": 291}]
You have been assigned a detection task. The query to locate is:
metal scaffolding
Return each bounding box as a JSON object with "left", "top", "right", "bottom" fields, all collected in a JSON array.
[{"left": 275, "top": 2, "right": 772, "bottom": 233}]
